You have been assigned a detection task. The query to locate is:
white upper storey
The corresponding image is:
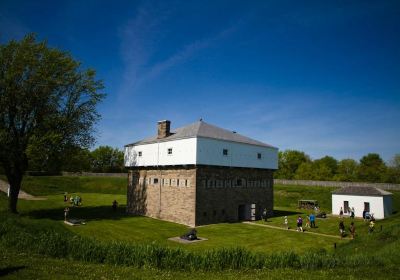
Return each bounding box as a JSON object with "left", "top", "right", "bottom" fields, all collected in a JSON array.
[{"left": 124, "top": 121, "right": 278, "bottom": 169}]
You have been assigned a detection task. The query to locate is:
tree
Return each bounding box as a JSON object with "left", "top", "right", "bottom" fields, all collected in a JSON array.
[
  {"left": 357, "top": 153, "right": 387, "bottom": 183},
  {"left": 384, "top": 154, "right": 400, "bottom": 183},
  {"left": 62, "top": 147, "right": 92, "bottom": 172},
  {"left": 334, "top": 159, "right": 358, "bottom": 182},
  {"left": 275, "top": 150, "right": 310, "bottom": 179},
  {"left": 90, "top": 146, "right": 124, "bottom": 173},
  {"left": 0, "top": 34, "right": 104, "bottom": 213},
  {"left": 294, "top": 162, "right": 315, "bottom": 180}
]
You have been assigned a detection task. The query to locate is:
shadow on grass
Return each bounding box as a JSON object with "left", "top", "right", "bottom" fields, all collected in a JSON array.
[
  {"left": 273, "top": 209, "right": 302, "bottom": 217},
  {"left": 25, "top": 205, "right": 128, "bottom": 222},
  {"left": 0, "top": 266, "right": 26, "bottom": 276}
]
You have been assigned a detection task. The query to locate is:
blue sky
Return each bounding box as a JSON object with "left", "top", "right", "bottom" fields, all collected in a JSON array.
[{"left": 1, "top": 0, "right": 399, "bottom": 161}]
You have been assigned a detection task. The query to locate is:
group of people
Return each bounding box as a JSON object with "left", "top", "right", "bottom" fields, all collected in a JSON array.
[
  {"left": 338, "top": 220, "right": 357, "bottom": 239},
  {"left": 339, "top": 206, "right": 355, "bottom": 219},
  {"left": 338, "top": 214, "right": 376, "bottom": 239},
  {"left": 293, "top": 213, "right": 317, "bottom": 232},
  {"left": 64, "top": 193, "right": 82, "bottom": 206}
]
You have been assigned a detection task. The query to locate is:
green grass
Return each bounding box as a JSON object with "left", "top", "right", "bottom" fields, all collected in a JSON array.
[
  {"left": 8, "top": 193, "right": 344, "bottom": 253},
  {"left": 19, "top": 176, "right": 127, "bottom": 195}
]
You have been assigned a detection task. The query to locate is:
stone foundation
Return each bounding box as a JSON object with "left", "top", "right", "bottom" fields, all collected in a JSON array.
[{"left": 127, "top": 165, "right": 274, "bottom": 226}]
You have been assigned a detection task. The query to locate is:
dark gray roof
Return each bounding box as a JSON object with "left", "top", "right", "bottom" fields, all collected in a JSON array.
[
  {"left": 332, "top": 186, "right": 392, "bottom": 196},
  {"left": 125, "top": 121, "right": 277, "bottom": 148}
]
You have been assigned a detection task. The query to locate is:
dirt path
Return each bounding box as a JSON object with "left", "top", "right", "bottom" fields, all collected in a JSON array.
[
  {"left": 243, "top": 221, "right": 344, "bottom": 239},
  {"left": 0, "top": 179, "right": 46, "bottom": 200}
]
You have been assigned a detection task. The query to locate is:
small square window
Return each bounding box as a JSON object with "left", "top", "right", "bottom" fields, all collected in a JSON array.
[
  {"left": 153, "top": 178, "right": 159, "bottom": 184},
  {"left": 257, "top": 153, "right": 261, "bottom": 159},
  {"left": 168, "top": 148, "right": 173, "bottom": 155},
  {"left": 223, "top": 149, "right": 228, "bottom": 156},
  {"left": 138, "top": 151, "right": 142, "bottom": 157},
  {"left": 237, "top": 179, "right": 242, "bottom": 186}
]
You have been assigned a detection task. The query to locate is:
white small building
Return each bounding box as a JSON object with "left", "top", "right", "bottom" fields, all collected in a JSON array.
[{"left": 332, "top": 186, "right": 392, "bottom": 219}]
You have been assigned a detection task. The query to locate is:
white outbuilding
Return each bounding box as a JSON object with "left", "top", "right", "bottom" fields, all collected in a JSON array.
[{"left": 332, "top": 186, "right": 392, "bottom": 219}]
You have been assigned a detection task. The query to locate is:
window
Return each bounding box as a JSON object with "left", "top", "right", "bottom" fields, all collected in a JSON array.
[
  {"left": 167, "top": 148, "right": 173, "bottom": 155},
  {"left": 236, "top": 179, "right": 242, "bottom": 186},
  {"left": 257, "top": 153, "right": 261, "bottom": 159},
  {"left": 213, "top": 210, "right": 217, "bottom": 216},
  {"left": 203, "top": 212, "right": 207, "bottom": 217},
  {"left": 153, "top": 178, "right": 159, "bottom": 184},
  {"left": 221, "top": 209, "right": 225, "bottom": 215},
  {"left": 185, "top": 179, "right": 188, "bottom": 187},
  {"left": 138, "top": 151, "right": 142, "bottom": 157},
  {"left": 177, "top": 179, "right": 180, "bottom": 187},
  {"left": 223, "top": 149, "right": 228, "bottom": 156}
]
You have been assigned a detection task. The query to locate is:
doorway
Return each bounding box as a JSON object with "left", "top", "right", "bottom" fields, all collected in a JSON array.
[
  {"left": 238, "top": 204, "right": 246, "bottom": 221},
  {"left": 364, "top": 202, "right": 370, "bottom": 212},
  {"left": 238, "top": 204, "right": 256, "bottom": 221},
  {"left": 344, "top": 201, "right": 349, "bottom": 213}
]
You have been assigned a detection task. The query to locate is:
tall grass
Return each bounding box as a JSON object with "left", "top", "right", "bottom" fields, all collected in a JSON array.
[{"left": 1, "top": 212, "right": 398, "bottom": 271}]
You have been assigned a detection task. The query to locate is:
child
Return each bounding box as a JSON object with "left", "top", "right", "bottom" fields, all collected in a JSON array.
[
  {"left": 297, "top": 216, "right": 303, "bottom": 232},
  {"left": 339, "top": 207, "right": 343, "bottom": 218},
  {"left": 284, "top": 216, "right": 289, "bottom": 229},
  {"left": 369, "top": 220, "right": 375, "bottom": 234},
  {"left": 305, "top": 215, "right": 311, "bottom": 228}
]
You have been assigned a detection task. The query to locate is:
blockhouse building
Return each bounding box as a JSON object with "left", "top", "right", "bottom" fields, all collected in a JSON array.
[{"left": 124, "top": 120, "right": 278, "bottom": 227}]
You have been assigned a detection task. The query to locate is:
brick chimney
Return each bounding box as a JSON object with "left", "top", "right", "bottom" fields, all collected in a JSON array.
[{"left": 157, "top": 120, "right": 171, "bottom": 138}]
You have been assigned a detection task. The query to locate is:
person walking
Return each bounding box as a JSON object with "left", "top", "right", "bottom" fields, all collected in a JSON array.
[
  {"left": 350, "top": 222, "right": 355, "bottom": 239},
  {"left": 284, "top": 216, "right": 289, "bottom": 230},
  {"left": 297, "top": 216, "right": 303, "bottom": 232},
  {"left": 339, "top": 207, "right": 343, "bottom": 218},
  {"left": 310, "top": 213, "right": 316, "bottom": 228},
  {"left": 350, "top": 207, "right": 355, "bottom": 219},
  {"left": 305, "top": 215, "right": 311, "bottom": 228},
  {"left": 262, "top": 208, "right": 268, "bottom": 222},
  {"left": 112, "top": 200, "right": 118, "bottom": 212},
  {"left": 64, "top": 207, "right": 70, "bottom": 221},
  {"left": 339, "top": 220, "right": 345, "bottom": 239}
]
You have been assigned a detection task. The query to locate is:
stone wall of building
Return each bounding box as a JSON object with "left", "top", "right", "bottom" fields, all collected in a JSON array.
[
  {"left": 127, "top": 166, "right": 197, "bottom": 226},
  {"left": 127, "top": 165, "right": 274, "bottom": 227},
  {"left": 195, "top": 166, "right": 274, "bottom": 225}
]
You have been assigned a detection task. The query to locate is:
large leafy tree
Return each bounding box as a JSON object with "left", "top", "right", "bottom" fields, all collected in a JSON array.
[
  {"left": 357, "top": 153, "right": 387, "bottom": 182},
  {"left": 91, "top": 146, "right": 124, "bottom": 173},
  {"left": 275, "top": 150, "right": 310, "bottom": 179},
  {"left": 0, "top": 34, "right": 104, "bottom": 213},
  {"left": 334, "top": 159, "right": 358, "bottom": 182},
  {"left": 384, "top": 154, "right": 400, "bottom": 183}
]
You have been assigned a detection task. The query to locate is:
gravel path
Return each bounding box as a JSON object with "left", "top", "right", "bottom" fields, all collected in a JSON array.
[{"left": 0, "top": 179, "right": 46, "bottom": 200}]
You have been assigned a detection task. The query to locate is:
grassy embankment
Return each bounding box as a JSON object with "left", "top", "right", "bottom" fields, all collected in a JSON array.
[{"left": 0, "top": 176, "right": 399, "bottom": 279}]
